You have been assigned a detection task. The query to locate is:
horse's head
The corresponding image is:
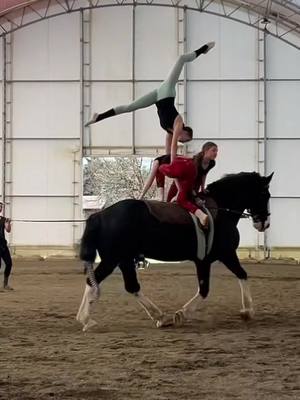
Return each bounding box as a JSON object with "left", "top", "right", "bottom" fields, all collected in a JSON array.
[
  {"left": 207, "top": 171, "right": 274, "bottom": 231},
  {"left": 248, "top": 172, "right": 273, "bottom": 232}
]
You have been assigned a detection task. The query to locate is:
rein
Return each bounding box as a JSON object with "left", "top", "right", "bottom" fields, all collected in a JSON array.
[{"left": 208, "top": 207, "right": 252, "bottom": 219}]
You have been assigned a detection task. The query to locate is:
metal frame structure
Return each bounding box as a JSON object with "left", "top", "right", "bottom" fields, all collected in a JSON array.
[
  {"left": 0, "top": 0, "right": 299, "bottom": 256},
  {"left": 1, "top": 32, "right": 14, "bottom": 244},
  {"left": 0, "top": 0, "right": 299, "bottom": 49}
]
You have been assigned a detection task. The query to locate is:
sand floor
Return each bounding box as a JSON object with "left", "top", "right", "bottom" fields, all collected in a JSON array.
[{"left": 0, "top": 259, "right": 299, "bottom": 400}]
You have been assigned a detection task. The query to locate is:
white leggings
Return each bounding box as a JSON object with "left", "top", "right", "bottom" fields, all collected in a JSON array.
[{"left": 114, "top": 51, "right": 197, "bottom": 115}]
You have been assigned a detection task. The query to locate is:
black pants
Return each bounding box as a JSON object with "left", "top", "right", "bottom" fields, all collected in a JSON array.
[{"left": 0, "top": 244, "right": 12, "bottom": 278}]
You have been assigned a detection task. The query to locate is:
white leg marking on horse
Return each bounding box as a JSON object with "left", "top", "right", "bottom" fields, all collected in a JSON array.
[
  {"left": 76, "top": 284, "right": 99, "bottom": 331},
  {"left": 182, "top": 291, "right": 203, "bottom": 316},
  {"left": 134, "top": 291, "right": 170, "bottom": 327},
  {"left": 238, "top": 279, "right": 254, "bottom": 320},
  {"left": 174, "top": 290, "right": 203, "bottom": 325}
]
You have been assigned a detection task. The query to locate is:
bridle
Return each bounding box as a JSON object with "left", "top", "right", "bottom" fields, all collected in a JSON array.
[
  {"left": 196, "top": 198, "right": 270, "bottom": 220},
  {"left": 209, "top": 206, "right": 270, "bottom": 220}
]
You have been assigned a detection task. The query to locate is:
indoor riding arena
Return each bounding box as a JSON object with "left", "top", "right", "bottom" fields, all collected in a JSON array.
[{"left": 0, "top": 1, "right": 299, "bottom": 400}]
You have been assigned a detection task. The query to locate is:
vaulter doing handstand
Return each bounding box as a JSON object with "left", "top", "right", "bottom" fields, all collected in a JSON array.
[{"left": 85, "top": 42, "right": 215, "bottom": 159}]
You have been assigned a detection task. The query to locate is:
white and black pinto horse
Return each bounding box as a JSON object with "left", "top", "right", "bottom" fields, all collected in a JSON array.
[{"left": 77, "top": 172, "right": 273, "bottom": 331}]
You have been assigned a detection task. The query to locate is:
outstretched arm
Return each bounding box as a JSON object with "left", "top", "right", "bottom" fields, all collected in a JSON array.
[
  {"left": 139, "top": 160, "right": 160, "bottom": 199},
  {"left": 171, "top": 115, "right": 184, "bottom": 163},
  {"left": 165, "top": 134, "right": 172, "bottom": 156}
]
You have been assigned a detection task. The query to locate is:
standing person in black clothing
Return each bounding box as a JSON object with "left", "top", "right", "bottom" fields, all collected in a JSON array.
[
  {"left": 85, "top": 42, "right": 215, "bottom": 159},
  {"left": 0, "top": 202, "right": 13, "bottom": 290}
]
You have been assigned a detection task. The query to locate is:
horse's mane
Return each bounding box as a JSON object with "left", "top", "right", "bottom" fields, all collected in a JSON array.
[{"left": 207, "top": 171, "right": 262, "bottom": 194}]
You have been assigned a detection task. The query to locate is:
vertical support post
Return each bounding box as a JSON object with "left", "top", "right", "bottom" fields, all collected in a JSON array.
[
  {"left": 1, "top": 35, "right": 7, "bottom": 207},
  {"left": 2, "top": 32, "right": 13, "bottom": 243},
  {"left": 80, "top": 8, "right": 92, "bottom": 156},
  {"left": 77, "top": 9, "right": 91, "bottom": 247},
  {"left": 263, "top": 29, "right": 269, "bottom": 258},
  {"left": 183, "top": 7, "right": 187, "bottom": 125},
  {"left": 257, "top": 25, "right": 268, "bottom": 259},
  {"left": 176, "top": 6, "right": 187, "bottom": 155},
  {"left": 132, "top": 4, "right": 136, "bottom": 155}
]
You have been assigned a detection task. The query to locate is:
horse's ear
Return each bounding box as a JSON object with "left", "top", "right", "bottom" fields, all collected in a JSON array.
[{"left": 263, "top": 172, "right": 274, "bottom": 186}]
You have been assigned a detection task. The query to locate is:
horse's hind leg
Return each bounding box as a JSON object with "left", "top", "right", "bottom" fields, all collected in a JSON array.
[
  {"left": 119, "top": 260, "right": 173, "bottom": 328},
  {"left": 76, "top": 260, "right": 117, "bottom": 331}
]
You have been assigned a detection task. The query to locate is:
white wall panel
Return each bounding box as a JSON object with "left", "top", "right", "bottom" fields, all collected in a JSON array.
[
  {"left": 0, "top": 39, "right": 3, "bottom": 80},
  {"left": 0, "top": 135, "right": 2, "bottom": 200},
  {"left": 12, "top": 198, "right": 74, "bottom": 245},
  {"left": 267, "top": 82, "right": 300, "bottom": 138},
  {"left": 0, "top": 78, "right": 4, "bottom": 200},
  {"left": 267, "top": 140, "right": 300, "bottom": 197},
  {"left": 91, "top": 7, "right": 132, "bottom": 80},
  {"left": 267, "top": 199, "right": 300, "bottom": 247},
  {"left": 0, "top": 82, "right": 2, "bottom": 137},
  {"left": 187, "top": 11, "right": 257, "bottom": 79},
  {"left": 12, "top": 83, "right": 80, "bottom": 138},
  {"left": 13, "top": 13, "right": 80, "bottom": 80},
  {"left": 188, "top": 140, "right": 257, "bottom": 186},
  {"left": 187, "top": 82, "right": 257, "bottom": 139},
  {"left": 186, "top": 12, "right": 220, "bottom": 79},
  {"left": 267, "top": 36, "right": 300, "bottom": 79},
  {"left": 135, "top": 7, "right": 177, "bottom": 80},
  {"left": 12, "top": 140, "right": 77, "bottom": 195},
  {"left": 237, "top": 218, "right": 260, "bottom": 247},
  {"left": 89, "top": 82, "right": 133, "bottom": 147}
]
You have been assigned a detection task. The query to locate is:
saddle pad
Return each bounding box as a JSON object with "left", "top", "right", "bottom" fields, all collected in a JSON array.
[
  {"left": 190, "top": 208, "right": 214, "bottom": 260},
  {"left": 143, "top": 200, "right": 214, "bottom": 260},
  {"left": 143, "top": 200, "right": 192, "bottom": 225}
]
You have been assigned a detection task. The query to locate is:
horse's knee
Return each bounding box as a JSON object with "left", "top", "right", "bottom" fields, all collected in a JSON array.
[
  {"left": 125, "top": 280, "right": 140, "bottom": 294},
  {"left": 237, "top": 271, "right": 247, "bottom": 280}
]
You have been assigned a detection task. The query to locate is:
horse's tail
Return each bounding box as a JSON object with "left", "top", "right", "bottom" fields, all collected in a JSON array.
[{"left": 80, "top": 213, "right": 101, "bottom": 263}]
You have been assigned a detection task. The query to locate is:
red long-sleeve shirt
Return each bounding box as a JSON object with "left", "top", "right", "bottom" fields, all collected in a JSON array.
[
  {"left": 166, "top": 155, "right": 216, "bottom": 202},
  {"left": 159, "top": 157, "right": 198, "bottom": 214}
]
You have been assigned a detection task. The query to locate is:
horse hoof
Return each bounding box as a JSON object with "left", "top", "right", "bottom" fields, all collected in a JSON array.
[
  {"left": 174, "top": 310, "right": 185, "bottom": 327},
  {"left": 82, "top": 319, "right": 97, "bottom": 332},
  {"left": 240, "top": 309, "right": 254, "bottom": 321},
  {"left": 155, "top": 315, "right": 174, "bottom": 328}
]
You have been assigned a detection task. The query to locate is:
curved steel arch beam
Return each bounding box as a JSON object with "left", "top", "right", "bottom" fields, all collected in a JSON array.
[{"left": 0, "top": 0, "right": 299, "bottom": 49}]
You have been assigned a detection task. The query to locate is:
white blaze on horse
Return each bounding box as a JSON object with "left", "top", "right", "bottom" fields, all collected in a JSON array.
[{"left": 76, "top": 172, "right": 273, "bottom": 331}]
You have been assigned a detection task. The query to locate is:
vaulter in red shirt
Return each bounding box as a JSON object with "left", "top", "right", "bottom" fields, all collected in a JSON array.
[{"left": 160, "top": 142, "right": 218, "bottom": 227}]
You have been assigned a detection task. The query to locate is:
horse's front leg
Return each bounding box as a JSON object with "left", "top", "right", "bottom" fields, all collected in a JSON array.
[
  {"left": 220, "top": 252, "right": 254, "bottom": 320},
  {"left": 119, "top": 261, "right": 173, "bottom": 328},
  {"left": 238, "top": 279, "right": 254, "bottom": 320},
  {"left": 174, "top": 259, "right": 211, "bottom": 326}
]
